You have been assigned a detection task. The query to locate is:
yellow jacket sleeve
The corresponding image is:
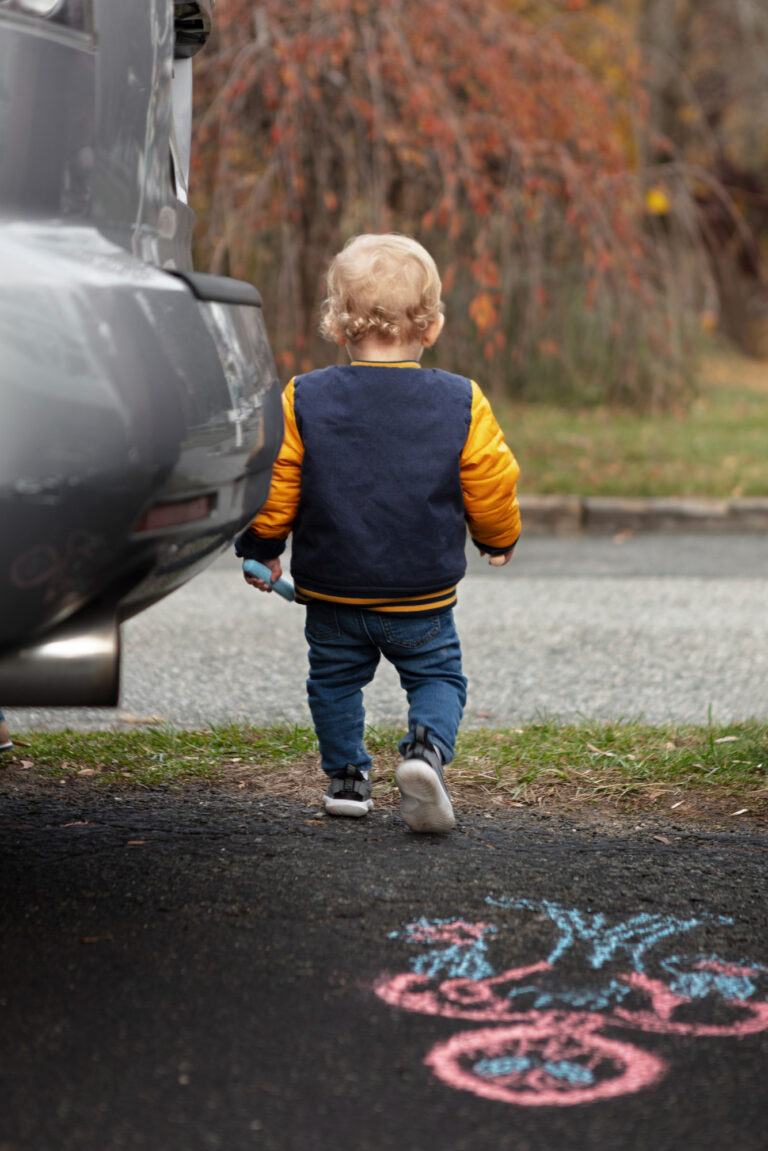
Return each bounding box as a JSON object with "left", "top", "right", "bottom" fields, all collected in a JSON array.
[
  {"left": 247, "top": 378, "right": 304, "bottom": 540},
  {"left": 461, "top": 381, "right": 521, "bottom": 551}
]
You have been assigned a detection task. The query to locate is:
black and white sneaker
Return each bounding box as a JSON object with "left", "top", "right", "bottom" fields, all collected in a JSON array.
[
  {"left": 323, "top": 765, "right": 373, "bottom": 818},
  {"left": 395, "top": 725, "right": 455, "bottom": 833}
]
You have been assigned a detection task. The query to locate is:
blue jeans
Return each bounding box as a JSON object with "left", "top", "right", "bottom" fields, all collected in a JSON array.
[{"left": 304, "top": 602, "right": 467, "bottom": 777}]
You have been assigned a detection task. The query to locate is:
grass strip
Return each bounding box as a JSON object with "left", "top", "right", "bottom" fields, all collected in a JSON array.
[
  {"left": 6, "top": 719, "right": 767, "bottom": 818},
  {"left": 496, "top": 347, "right": 768, "bottom": 499}
]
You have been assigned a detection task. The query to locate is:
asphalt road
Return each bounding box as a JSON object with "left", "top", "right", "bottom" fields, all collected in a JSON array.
[
  {"left": 0, "top": 788, "right": 766, "bottom": 1151},
  {"left": 8, "top": 532, "right": 768, "bottom": 733}
]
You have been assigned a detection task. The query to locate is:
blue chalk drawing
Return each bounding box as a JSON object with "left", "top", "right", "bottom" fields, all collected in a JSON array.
[
  {"left": 391, "top": 901, "right": 759, "bottom": 1013},
  {"left": 474, "top": 1056, "right": 595, "bottom": 1086},
  {"left": 388, "top": 917, "right": 498, "bottom": 981},
  {"left": 485, "top": 896, "right": 733, "bottom": 973},
  {"left": 660, "top": 953, "right": 768, "bottom": 1002}
]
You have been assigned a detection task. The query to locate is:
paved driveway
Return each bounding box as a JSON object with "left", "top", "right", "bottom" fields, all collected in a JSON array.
[{"left": 1, "top": 788, "right": 766, "bottom": 1151}]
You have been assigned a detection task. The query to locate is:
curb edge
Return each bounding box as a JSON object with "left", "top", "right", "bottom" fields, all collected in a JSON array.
[{"left": 519, "top": 494, "right": 768, "bottom": 535}]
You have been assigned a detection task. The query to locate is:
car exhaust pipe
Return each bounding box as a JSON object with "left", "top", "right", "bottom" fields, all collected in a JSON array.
[{"left": 0, "top": 608, "right": 120, "bottom": 707}]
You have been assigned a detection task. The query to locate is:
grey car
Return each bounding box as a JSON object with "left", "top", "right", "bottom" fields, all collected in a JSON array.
[{"left": 0, "top": 0, "right": 283, "bottom": 706}]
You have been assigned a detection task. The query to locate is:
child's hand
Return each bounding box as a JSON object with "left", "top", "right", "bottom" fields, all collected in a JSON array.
[
  {"left": 480, "top": 550, "right": 513, "bottom": 567},
  {"left": 244, "top": 557, "right": 283, "bottom": 592}
]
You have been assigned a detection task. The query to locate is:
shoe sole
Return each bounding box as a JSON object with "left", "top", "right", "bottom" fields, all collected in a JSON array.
[
  {"left": 323, "top": 796, "right": 373, "bottom": 818},
  {"left": 395, "top": 760, "right": 455, "bottom": 833}
]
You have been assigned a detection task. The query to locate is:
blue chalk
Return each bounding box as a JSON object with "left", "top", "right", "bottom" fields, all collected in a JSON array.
[{"left": 243, "top": 559, "right": 295, "bottom": 602}]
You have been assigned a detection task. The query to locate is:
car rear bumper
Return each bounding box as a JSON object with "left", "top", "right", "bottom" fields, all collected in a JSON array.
[{"left": 0, "top": 221, "right": 282, "bottom": 700}]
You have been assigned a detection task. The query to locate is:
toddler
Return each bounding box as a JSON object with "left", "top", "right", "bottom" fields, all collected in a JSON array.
[{"left": 236, "top": 234, "right": 521, "bottom": 832}]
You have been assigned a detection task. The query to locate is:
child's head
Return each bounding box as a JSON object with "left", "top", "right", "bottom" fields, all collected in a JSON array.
[{"left": 320, "top": 233, "right": 444, "bottom": 348}]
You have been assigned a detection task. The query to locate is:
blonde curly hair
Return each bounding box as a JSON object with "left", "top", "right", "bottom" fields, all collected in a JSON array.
[{"left": 320, "top": 233, "right": 444, "bottom": 347}]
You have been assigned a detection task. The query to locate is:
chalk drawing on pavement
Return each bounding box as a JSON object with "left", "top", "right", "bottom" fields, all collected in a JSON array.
[{"left": 374, "top": 900, "right": 768, "bottom": 1107}]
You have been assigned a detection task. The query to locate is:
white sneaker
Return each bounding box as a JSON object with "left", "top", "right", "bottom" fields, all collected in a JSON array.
[{"left": 395, "top": 726, "right": 455, "bottom": 833}]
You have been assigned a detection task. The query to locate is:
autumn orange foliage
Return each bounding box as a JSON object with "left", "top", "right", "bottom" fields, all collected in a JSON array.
[{"left": 192, "top": 0, "right": 693, "bottom": 405}]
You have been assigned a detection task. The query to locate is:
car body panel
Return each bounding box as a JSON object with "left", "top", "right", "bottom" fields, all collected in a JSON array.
[{"left": 0, "top": 1, "right": 283, "bottom": 705}]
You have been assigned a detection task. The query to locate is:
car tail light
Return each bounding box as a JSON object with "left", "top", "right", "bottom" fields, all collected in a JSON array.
[{"left": 133, "top": 494, "right": 217, "bottom": 534}]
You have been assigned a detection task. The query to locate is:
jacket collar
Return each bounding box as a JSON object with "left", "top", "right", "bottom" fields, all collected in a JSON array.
[{"left": 349, "top": 360, "right": 421, "bottom": 368}]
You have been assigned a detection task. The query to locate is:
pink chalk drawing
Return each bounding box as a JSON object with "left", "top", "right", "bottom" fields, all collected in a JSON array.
[
  {"left": 424, "top": 1015, "right": 667, "bottom": 1106},
  {"left": 374, "top": 902, "right": 768, "bottom": 1107}
]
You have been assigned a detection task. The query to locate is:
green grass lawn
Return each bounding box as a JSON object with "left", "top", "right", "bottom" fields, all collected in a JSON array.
[
  {"left": 8, "top": 719, "right": 767, "bottom": 819},
  {"left": 497, "top": 344, "right": 768, "bottom": 498}
]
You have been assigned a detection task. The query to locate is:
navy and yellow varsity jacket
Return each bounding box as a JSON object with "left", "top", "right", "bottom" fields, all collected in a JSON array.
[{"left": 235, "top": 361, "right": 521, "bottom": 614}]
